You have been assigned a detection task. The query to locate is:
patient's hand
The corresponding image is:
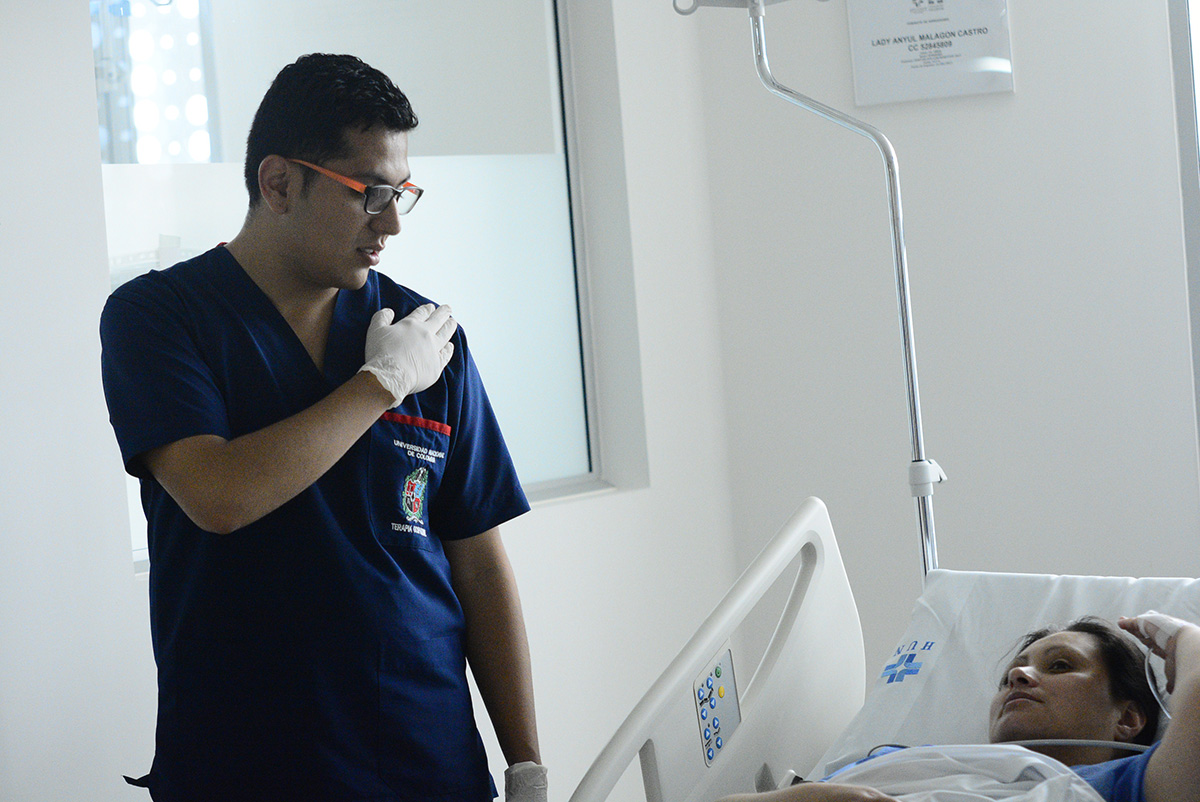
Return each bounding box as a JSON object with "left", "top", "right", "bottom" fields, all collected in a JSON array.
[
  {"left": 716, "top": 782, "right": 900, "bottom": 802},
  {"left": 1118, "top": 615, "right": 1200, "bottom": 802},
  {"left": 1120, "top": 612, "right": 1195, "bottom": 693}
]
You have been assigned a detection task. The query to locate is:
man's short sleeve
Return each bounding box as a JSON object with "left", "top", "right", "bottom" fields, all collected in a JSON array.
[
  {"left": 100, "top": 274, "right": 230, "bottom": 476},
  {"left": 429, "top": 330, "right": 529, "bottom": 540}
]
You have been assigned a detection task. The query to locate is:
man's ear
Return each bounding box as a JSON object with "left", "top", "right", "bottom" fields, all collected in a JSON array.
[
  {"left": 257, "top": 155, "right": 294, "bottom": 214},
  {"left": 1114, "top": 701, "right": 1148, "bottom": 743}
]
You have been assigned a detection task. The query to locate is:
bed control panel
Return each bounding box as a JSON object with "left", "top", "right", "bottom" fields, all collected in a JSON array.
[{"left": 694, "top": 647, "right": 741, "bottom": 766}]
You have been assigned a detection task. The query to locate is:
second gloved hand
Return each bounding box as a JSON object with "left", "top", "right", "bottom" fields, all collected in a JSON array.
[
  {"left": 504, "top": 762, "right": 547, "bottom": 802},
  {"left": 361, "top": 304, "right": 457, "bottom": 407}
]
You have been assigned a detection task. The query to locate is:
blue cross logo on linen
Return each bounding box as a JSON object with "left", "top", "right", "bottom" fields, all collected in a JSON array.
[{"left": 882, "top": 652, "right": 924, "bottom": 684}]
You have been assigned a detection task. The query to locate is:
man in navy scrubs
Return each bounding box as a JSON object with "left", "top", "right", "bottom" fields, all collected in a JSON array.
[{"left": 100, "top": 54, "right": 545, "bottom": 802}]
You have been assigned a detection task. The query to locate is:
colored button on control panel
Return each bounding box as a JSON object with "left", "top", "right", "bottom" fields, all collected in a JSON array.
[{"left": 694, "top": 647, "right": 740, "bottom": 768}]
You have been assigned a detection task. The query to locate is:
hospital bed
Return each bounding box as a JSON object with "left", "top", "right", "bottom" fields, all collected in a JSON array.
[
  {"left": 566, "top": 497, "right": 1200, "bottom": 802},
  {"left": 569, "top": 498, "right": 865, "bottom": 802},
  {"left": 564, "top": 0, "right": 1200, "bottom": 798}
]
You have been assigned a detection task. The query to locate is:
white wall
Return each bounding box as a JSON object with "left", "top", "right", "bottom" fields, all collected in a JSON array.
[
  {"left": 205, "top": 0, "right": 559, "bottom": 162},
  {"left": 484, "top": 2, "right": 743, "bottom": 794},
  {"left": 689, "top": 0, "right": 1200, "bottom": 679},
  {"left": 0, "top": 4, "right": 158, "bottom": 800},
  {"left": 0, "top": 2, "right": 736, "bottom": 801},
  {"left": 3, "top": 2, "right": 1200, "bottom": 802}
]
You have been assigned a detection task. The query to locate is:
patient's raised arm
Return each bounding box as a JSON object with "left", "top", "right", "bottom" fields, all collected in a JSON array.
[
  {"left": 716, "top": 782, "right": 900, "bottom": 802},
  {"left": 1119, "top": 613, "right": 1200, "bottom": 802}
]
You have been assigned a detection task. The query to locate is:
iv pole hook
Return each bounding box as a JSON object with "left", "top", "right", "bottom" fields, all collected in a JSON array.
[{"left": 744, "top": 0, "right": 944, "bottom": 575}]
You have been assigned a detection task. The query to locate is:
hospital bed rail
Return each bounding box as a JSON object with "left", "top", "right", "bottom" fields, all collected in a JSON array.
[{"left": 568, "top": 497, "right": 864, "bottom": 802}]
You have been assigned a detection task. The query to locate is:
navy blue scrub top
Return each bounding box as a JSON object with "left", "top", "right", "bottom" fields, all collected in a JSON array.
[{"left": 100, "top": 246, "right": 530, "bottom": 802}]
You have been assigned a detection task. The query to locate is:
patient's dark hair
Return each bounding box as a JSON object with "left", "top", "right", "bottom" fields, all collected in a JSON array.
[
  {"left": 244, "top": 53, "right": 418, "bottom": 205},
  {"left": 1017, "top": 617, "right": 1159, "bottom": 746}
]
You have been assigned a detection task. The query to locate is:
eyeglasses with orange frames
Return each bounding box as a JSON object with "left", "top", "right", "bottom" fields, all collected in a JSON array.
[{"left": 286, "top": 158, "right": 423, "bottom": 215}]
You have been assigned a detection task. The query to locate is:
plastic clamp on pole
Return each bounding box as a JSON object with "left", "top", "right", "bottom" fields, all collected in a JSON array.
[{"left": 909, "top": 459, "right": 947, "bottom": 498}]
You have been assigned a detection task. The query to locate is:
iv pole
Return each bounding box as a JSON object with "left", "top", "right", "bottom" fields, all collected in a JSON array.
[{"left": 675, "top": 0, "right": 946, "bottom": 575}]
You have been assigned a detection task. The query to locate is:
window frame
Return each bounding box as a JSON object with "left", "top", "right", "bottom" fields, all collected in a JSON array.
[
  {"left": 105, "top": 0, "right": 650, "bottom": 569},
  {"left": 1169, "top": 0, "right": 1200, "bottom": 470}
]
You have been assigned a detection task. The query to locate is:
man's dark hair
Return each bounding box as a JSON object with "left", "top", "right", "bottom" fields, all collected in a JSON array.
[
  {"left": 243, "top": 53, "right": 418, "bottom": 205},
  {"left": 1016, "top": 616, "right": 1160, "bottom": 746}
]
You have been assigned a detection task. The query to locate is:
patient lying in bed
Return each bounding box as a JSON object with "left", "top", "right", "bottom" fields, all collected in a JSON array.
[{"left": 717, "top": 612, "right": 1199, "bottom": 802}]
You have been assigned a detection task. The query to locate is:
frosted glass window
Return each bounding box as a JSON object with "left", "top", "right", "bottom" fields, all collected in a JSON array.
[
  {"left": 92, "top": 0, "right": 220, "bottom": 164},
  {"left": 93, "top": 0, "right": 591, "bottom": 567}
]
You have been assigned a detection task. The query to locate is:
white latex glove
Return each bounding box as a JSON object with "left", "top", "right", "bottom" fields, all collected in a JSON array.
[
  {"left": 360, "top": 304, "right": 457, "bottom": 407},
  {"left": 504, "top": 761, "right": 547, "bottom": 802}
]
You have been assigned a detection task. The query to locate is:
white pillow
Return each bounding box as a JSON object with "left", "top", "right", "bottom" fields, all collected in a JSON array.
[{"left": 812, "top": 569, "right": 1200, "bottom": 778}]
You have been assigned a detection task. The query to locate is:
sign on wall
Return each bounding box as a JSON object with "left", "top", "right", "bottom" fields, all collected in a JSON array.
[{"left": 847, "top": 0, "right": 1013, "bottom": 106}]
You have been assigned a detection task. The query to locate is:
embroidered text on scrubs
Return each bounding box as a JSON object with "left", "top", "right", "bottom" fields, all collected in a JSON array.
[{"left": 394, "top": 440, "right": 446, "bottom": 464}]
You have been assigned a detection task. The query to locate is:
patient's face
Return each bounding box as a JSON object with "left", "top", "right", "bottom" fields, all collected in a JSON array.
[{"left": 988, "top": 631, "right": 1125, "bottom": 746}]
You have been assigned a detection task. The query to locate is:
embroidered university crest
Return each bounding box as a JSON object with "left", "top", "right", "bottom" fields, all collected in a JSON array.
[{"left": 402, "top": 466, "right": 429, "bottom": 523}]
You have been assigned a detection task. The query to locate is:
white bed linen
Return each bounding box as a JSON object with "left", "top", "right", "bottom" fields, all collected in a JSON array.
[
  {"left": 824, "top": 744, "right": 1105, "bottom": 802},
  {"left": 813, "top": 570, "right": 1200, "bottom": 779}
]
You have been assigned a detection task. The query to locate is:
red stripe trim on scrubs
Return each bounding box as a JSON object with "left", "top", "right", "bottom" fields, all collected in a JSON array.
[{"left": 381, "top": 411, "right": 452, "bottom": 436}]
